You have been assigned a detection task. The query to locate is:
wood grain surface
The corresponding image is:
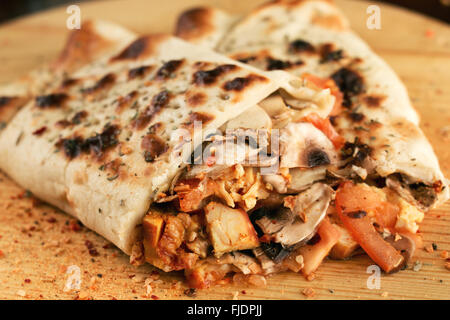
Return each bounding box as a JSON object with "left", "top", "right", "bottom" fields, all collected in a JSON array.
[{"left": 0, "top": 0, "right": 449, "bottom": 300}]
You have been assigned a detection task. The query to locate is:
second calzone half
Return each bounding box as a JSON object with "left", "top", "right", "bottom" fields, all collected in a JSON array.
[{"left": 174, "top": 0, "right": 449, "bottom": 284}]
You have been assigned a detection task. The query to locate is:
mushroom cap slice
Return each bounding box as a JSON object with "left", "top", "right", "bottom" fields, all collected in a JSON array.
[
  {"left": 256, "top": 183, "right": 334, "bottom": 246},
  {"left": 279, "top": 122, "right": 337, "bottom": 168},
  {"left": 225, "top": 104, "right": 272, "bottom": 130}
]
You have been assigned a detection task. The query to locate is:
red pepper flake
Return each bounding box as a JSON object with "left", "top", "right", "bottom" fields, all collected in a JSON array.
[
  {"left": 85, "top": 240, "right": 94, "bottom": 249},
  {"left": 425, "top": 29, "right": 435, "bottom": 38},
  {"left": 32, "top": 126, "right": 47, "bottom": 136},
  {"left": 150, "top": 295, "right": 159, "bottom": 300},
  {"left": 89, "top": 249, "right": 99, "bottom": 257},
  {"left": 0, "top": 250, "right": 4, "bottom": 258},
  {"left": 241, "top": 290, "right": 247, "bottom": 294},
  {"left": 102, "top": 243, "right": 111, "bottom": 249},
  {"left": 184, "top": 288, "right": 197, "bottom": 297},
  {"left": 47, "top": 217, "right": 57, "bottom": 223},
  {"left": 24, "top": 279, "right": 31, "bottom": 283},
  {"left": 69, "top": 220, "right": 81, "bottom": 232}
]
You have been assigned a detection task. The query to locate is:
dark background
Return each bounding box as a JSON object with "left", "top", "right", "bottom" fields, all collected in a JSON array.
[{"left": 0, "top": 0, "right": 449, "bottom": 24}]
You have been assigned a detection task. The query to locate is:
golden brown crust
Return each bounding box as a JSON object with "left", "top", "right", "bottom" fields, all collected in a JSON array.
[
  {"left": 175, "top": 7, "right": 214, "bottom": 41},
  {"left": 52, "top": 21, "right": 113, "bottom": 73},
  {"left": 111, "top": 34, "right": 169, "bottom": 62},
  {"left": 0, "top": 96, "right": 28, "bottom": 124}
]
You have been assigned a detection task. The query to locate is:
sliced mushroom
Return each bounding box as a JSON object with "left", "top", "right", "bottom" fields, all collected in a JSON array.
[
  {"left": 288, "top": 166, "right": 327, "bottom": 192},
  {"left": 225, "top": 104, "right": 272, "bottom": 130},
  {"left": 279, "top": 122, "right": 337, "bottom": 168},
  {"left": 253, "top": 247, "right": 286, "bottom": 274},
  {"left": 262, "top": 173, "right": 289, "bottom": 193},
  {"left": 258, "top": 93, "right": 288, "bottom": 117},
  {"left": 255, "top": 183, "right": 334, "bottom": 246},
  {"left": 384, "top": 233, "right": 416, "bottom": 264}
]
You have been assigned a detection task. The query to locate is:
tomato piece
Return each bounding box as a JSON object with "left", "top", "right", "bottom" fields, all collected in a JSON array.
[
  {"left": 303, "top": 73, "right": 343, "bottom": 116},
  {"left": 302, "top": 112, "right": 345, "bottom": 149},
  {"left": 297, "top": 218, "right": 341, "bottom": 276},
  {"left": 335, "top": 181, "right": 405, "bottom": 273}
]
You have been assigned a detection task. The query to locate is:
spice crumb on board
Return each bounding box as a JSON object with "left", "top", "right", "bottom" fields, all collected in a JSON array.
[
  {"left": 441, "top": 251, "right": 449, "bottom": 259},
  {"left": 16, "top": 290, "right": 26, "bottom": 297},
  {"left": 424, "top": 244, "right": 434, "bottom": 253},
  {"left": 381, "top": 291, "right": 389, "bottom": 298},
  {"left": 413, "top": 261, "right": 423, "bottom": 272},
  {"left": 302, "top": 287, "right": 315, "bottom": 298}
]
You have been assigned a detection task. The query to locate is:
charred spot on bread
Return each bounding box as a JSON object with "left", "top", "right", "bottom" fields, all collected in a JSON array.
[
  {"left": 55, "top": 119, "right": 72, "bottom": 129},
  {"left": 192, "top": 64, "right": 237, "bottom": 85},
  {"left": 82, "top": 73, "right": 116, "bottom": 96},
  {"left": 128, "top": 65, "right": 153, "bottom": 80},
  {"left": 71, "top": 110, "right": 88, "bottom": 125},
  {"left": 331, "top": 68, "right": 364, "bottom": 108},
  {"left": 340, "top": 138, "right": 372, "bottom": 165},
  {"left": 319, "top": 44, "right": 343, "bottom": 63},
  {"left": 237, "top": 56, "right": 257, "bottom": 64},
  {"left": 223, "top": 74, "right": 268, "bottom": 91},
  {"left": 0, "top": 96, "right": 14, "bottom": 108},
  {"left": 35, "top": 93, "right": 69, "bottom": 109},
  {"left": 266, "top": 57, "right": 292, "bottom": 71},
  {"left": 60, "top": 78, "right": 80, "bottom": 89},
  {"left": 288, "top": 39, "right": 315, "bottom": 54},
  {"left": 155, "top": 59, "right": 184, "bottom": 80},
  {"left": 183, "top": 112, "right": 214, "bottom": 129},
  {"left": 61, "top": 137, "right": 84, "bottom": 159},
  {"left": 132, "top": 90, "right": 170, "bottom": 130},
  {"left": 175, "top": 7, "right": 213, "bottom": 40},
  {"left": 363, "top": 94, "right": 386, "bottom": 108},
  {"left": 59, "top": 124, "right": 120, "bottom": 159},
  {"left": 348, "top": 111, "right": 365, "bottom": 122},
  {"left": 83, "top": 124, "right": 120, "bottom": 157},
  {"left": 116, "top": 90, "right": 139, "bottom": 113},
  {"left": 185, "top": 91, "right": 207, "bottom": 107},
  {"left": 141, "top": 134, "right": 168, "bottom": 162},
  {"left": 112, "top": 37, "right": 148, "bottom": 61}
]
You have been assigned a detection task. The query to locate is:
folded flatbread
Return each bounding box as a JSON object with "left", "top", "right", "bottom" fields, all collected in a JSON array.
[{"left": 0, "top": 29, "right": 335, "bottom": 260}]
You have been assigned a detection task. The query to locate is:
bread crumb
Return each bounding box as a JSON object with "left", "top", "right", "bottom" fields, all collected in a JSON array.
[
  {"left": 413, "top": 261, "right": 422, "bottom": 272},
  {"left": 302, "top": 287, "right": 315, "bottom": 298},
  {"left": 424, "top": 244, "right": 434, "bottom": 253},
  {"left": 445, "top": 262, "right": 450, "bottom": 271},
  {"left": 440, "top": 250, "right": 448, "bottom": 259},
  {"left": 16, "top": 290, "right": 26, "bottom": 297},
  {"left": 306, "top": 272, "right": 316, "bottom": 281},
  {"left": 232, "top": 291, "right": 239, "bottom": 300},
  {"left": 77, "top": 291, "right": 90, "bottom": 300},
  {"left": 381, "top": 291, "right": 389, "bottom": 298}
]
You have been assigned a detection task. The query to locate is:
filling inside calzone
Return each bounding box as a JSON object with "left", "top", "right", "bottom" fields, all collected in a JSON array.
[{"left": 136, "top": 88, "right": 429, "bottom": 288}]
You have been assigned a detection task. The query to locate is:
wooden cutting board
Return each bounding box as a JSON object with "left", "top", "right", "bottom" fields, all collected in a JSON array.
[{"left": 0, "top": 0, "right": 449, "bottom": 300}]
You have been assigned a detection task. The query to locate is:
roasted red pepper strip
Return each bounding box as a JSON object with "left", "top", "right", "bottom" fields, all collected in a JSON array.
[
  {"left": 335, "top": 181, "right": 405, "bottom": 273},
  {"left": 302, "top": 113, "right": 345, "bottom": 149}
]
